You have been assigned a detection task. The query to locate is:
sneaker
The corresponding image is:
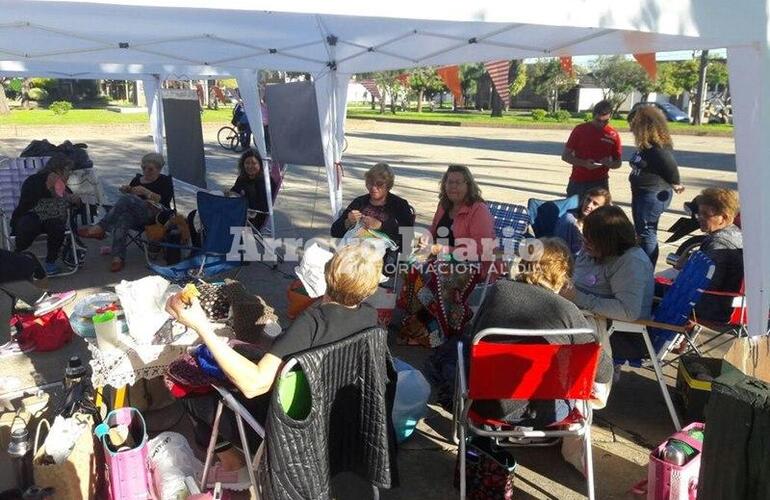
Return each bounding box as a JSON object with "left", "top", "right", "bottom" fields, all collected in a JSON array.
[
  {"left": 34, "top": 290, "right": 77, "bottom": 316},
  {"left": 0, "top": 339, "right": 34, "bottom": 357}
]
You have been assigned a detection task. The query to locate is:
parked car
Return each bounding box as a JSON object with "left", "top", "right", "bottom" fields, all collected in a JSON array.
[{"left": 627, "top": 101, "right": 691, "bottom": 123}]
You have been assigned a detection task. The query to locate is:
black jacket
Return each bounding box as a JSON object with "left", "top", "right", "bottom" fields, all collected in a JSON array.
[
  {"left": 257, "top": 327, "right": 397, "bottom": 499},
  {"left": 11, "top": 171, "right": 72, "bottom": 229},
  {"left": 330, "top": 193, "right": 414, "bottom": 250}
]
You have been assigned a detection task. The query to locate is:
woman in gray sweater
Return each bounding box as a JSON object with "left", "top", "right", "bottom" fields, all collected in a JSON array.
[{"left": 560, "top": 205, "right": 654, "bottom": 359}]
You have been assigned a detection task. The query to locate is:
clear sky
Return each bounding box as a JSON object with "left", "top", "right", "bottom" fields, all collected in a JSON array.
[{"left": 567, "top": 49, "right": 727, "bottom": 67}]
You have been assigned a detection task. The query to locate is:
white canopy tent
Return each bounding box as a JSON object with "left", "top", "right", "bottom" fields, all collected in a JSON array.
[{"left": 1, "top": 0, "right": 768, "bottom": 337}]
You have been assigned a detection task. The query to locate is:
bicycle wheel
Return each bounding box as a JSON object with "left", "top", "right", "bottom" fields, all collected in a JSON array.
[{"left": 218, "top": 126, "right": 239, "bottom": 151}]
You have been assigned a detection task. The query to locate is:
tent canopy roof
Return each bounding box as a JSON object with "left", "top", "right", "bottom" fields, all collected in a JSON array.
[{"left": 1, "top": 0, "right": 762, "bottom": 78}]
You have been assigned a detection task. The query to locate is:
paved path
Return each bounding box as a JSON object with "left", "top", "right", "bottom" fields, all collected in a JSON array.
[{"left": 0, "top": 121, "right": 736, "bottom": 498}]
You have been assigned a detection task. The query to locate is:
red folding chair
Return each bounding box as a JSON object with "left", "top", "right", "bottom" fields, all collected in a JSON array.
[
  {"left": 692, "top": 278, "right": 749, "bottom": 354},
  {"left": 454, "top": 328, "right": 601, "bottom": 500}
]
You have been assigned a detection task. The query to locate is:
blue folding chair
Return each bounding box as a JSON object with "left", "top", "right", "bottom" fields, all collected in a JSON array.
[
  {"left": 149, "top": 191, "right": 248, "bottom": 281},
  {"left": 608, "top": 251, "right": 715, "bottom": 430},
  {"left": 474, "top": 202, "right": 529, "bottom": 308},
  {"left": 486, "top": 201, "right": 529, "bottom": 256},
  {"left": 527, "top": 195, "right": 579, "bottom": 237}
]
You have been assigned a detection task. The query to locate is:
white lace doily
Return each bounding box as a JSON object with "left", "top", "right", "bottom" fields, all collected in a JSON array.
[{"left": 88, "top": 323, "right": 232, "bottom": 388}]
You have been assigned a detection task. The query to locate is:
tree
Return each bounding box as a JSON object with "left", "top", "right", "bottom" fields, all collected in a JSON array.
[
  {"left": 0, "top": 78, "right": 11, "bottom": 115},
  {"left": 508, "top": 61, "right": 527, "bottom": 100},
  {"left": 460, "top": 63, "right": 485, "bottom": 109},
  {"left": 408, "top": 68, "right": 445, "bottom": 112},
  {"left": 372, "top": 70, "right": 405, "bottom": 114},
  {"left": 529, "top": 59, "right": 577, "bottom": 113},
  {"left": 592, "top": 55, "right": 649, "bottom": 116}
]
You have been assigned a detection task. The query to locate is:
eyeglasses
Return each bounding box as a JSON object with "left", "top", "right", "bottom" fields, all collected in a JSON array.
[{"left": 366, "top": 181, "right": 388, "bottom": 189}]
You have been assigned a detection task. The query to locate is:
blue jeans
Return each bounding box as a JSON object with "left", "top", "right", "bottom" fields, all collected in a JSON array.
[
  {"left": 98, "top": 194, "right": 156, "bottom": 259},
  {"left": 631, "top": 187, "right": 672, "bottom": 265}
]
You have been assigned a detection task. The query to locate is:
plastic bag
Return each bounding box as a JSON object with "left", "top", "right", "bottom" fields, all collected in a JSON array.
[
  {"left": 392, "top": 358, "right": 431, "bottom": 443},
  {"left": 147, "top": 432, "right": 203, "bottom": 500},
  {"left": 115, "top": 276, "right": 181, "bottom": 344}
]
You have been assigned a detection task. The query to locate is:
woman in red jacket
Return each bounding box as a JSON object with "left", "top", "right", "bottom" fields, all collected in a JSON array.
[{"left": 398, "top": 165, "right": 495, "bottom": 347}]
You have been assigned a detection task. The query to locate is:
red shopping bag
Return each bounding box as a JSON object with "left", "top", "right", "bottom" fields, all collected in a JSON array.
[{"left": 11, "top": 308, "right": 73, "bottom": 352}]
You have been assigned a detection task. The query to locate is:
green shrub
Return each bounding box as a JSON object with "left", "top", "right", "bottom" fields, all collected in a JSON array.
[
  {"left": 49, "top": 100, "right": 73, "bottom": 115},
  {"left": 551, "top": 110, "right": 572, "bottom": 122},
  {"left": 582, "top": 111, "right": 593, "bottom": 122},
  {"left": 29, "top": 78, "right": 56, "bottom": 91},
  {"left": 28, "top": 88, "right": 49, "bottom": 102},
  {"left": 531, "top": 109, "right": 547, "bottom": 121}
]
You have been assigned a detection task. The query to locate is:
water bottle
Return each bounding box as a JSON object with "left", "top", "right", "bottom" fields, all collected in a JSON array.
[
  {"left": 64, "top": 356, "right": 86, "bottom": 389},
  {"left": 7, "top": 426, "right": 33, "bottom": 491},
  {"left": 660, "top": 428, "right": 703, "bottom": 465}
]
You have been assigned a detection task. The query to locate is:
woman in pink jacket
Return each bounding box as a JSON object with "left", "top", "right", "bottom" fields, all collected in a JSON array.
[{"left": 398, "top": 165, "right": 495, "bottom": 347}]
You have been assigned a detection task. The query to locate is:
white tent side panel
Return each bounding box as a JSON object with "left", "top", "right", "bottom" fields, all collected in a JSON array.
[{"left": 728, "top": 44, "right": 770, "bottom": 337}]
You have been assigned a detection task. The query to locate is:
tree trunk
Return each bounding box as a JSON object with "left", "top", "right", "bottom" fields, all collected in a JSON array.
[
  {"left": 370, "top": 93, "right": 375, "bottom": 110},
  {"left": 417, "top": 89, "right": 424, "bottom": 113},
  {"left": 0, "top": 82, "right": 10, "bottom": 115},
  {"left": 693, "top": 49, "right": 709, "bottom": 125},
  {"left": 490, "top": 90, "right": 503, "bottom": 117},
  {"left": 379, "top": 96, "right": 385, "bottom": 114}
]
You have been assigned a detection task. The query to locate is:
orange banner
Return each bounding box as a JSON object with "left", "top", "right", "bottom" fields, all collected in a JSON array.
[
  {"left": 559, "top": 56, "right": 574, "bottom": 77},
  {"left": 633, "top": 53, "right": 657, "bottom": 80},
  {"left": 436, "top": 65, "right": 463, "bottom": 106}
]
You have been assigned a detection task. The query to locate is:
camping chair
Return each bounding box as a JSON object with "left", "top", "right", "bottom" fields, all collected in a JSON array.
[
  {"left": 0, "top": 156, "right": 82, "bottom": 275},
  {"left": 608, "top": 250, "right": 715, "bottom": 431},
  {"left": 200, "top": 328, "right": 391, "bottom": 499},
  {"left": 454, "top": 327, "right": 601, "bottom": 500},
  {"left": 527, "top": 195, "right": 579, "bottom": 237},
  {"left": 473, "top": 201, "right": 529, "bottom": 308},
  {"left": 148, "top": 191, "right": 248, "bottom": 281},
  {"left": 689, "top": 279, "right": 749, "bottom": 355}
]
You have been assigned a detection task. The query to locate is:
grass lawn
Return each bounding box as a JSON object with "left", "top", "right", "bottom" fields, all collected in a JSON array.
[
  {"left": 347, "top": 106, "right": 735, "bottom": 136},
  {"left": 1, "top": 106, "right": 734, "bottom": 137},
  {"left": 0, "top": 107, "right": 233, "bottom": 125}
]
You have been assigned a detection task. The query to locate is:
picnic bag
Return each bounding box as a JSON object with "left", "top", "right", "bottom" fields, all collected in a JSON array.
[
  {"left": 638, "top": 422, "right": 704, "bottom": 500},
  {"left": 94, "top": 407, "right": 155, "bottom": 500},
  {"left": 33, "top": 413, "right": 102, "bottom": 500},
  {"left": 454, "top": 437, "right": 517, "bottom": 500},
  {"left": 11, "top": 308, "right": 73, "bottom": 352}
]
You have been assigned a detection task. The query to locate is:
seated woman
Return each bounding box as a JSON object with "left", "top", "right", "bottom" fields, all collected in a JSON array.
[
  {"left": 79, "top": 153, "right": 173, "bottom": 272},
  {"left": 11, "top": 154, "right": 82, "bottom": 276},
  {"left": 560, "top": 205, "right": 654, "bottom": 360},
  {"left": 331, "top": 162, "right": 414, "bottom": 271},
  {"left": 683, "top": 188, "right": 742, "bottom": 323},
  {"left": 470, "top": 238, "right": 613, "bottom": 427},
  {"left": 229, "top": 148, "right": 277, "bottom": 230},
  {"left": 165, "top": 242, "right": 382, "bottom": 488},
  {"left": 398, "top": 164, "right": 495, "bottom": 347},
  {"left": 553, "top": 188, "right": 612, "bottom": 255}
]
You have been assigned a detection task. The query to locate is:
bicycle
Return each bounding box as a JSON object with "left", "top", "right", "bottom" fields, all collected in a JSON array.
[{"left": 217, "top": 125, "right": 247, "bottom": 152}]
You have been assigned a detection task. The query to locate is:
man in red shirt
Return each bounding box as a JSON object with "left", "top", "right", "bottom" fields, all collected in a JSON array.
[{"left": 561, "top": 100, "right": 622, "bottom": 200}]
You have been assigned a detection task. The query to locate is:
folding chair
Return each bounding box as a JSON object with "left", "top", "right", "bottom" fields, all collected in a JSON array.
[
  {"left": 527, "top": 195, "right": 579, "bottom": 237},
  {"left": 148, "top": 191, "right": 248, "bottom": 282},
  {"left": 690, "top": 279, "right": 749, "bottom": 355},
  {"left": 455, "top": 327, "right": 601, "bottom": 500},
  {"left": 0, "top": 156, "right": 82, "bottom": 276},
  {"left": 474, "top": 201, "right": 529, "bottom": 308},
  {"left": 609, "top": 251, "right": 715, "bottom": 431}
]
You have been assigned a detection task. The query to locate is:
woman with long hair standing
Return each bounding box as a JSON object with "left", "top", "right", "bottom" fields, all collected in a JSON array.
[{"left": 628, "top": 105, "right": 684, "bottom": 265}]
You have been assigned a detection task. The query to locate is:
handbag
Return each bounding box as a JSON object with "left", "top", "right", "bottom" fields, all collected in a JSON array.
[
  {"left": 33, "top": 413, "right": 102, "bottom": 500},
  {"left": 94, "top": 407, "right": 155, "bottom": 500},
  {"left": 197, "top": 281, "right": 231, "bottom": 321},
  {"left": 11, "top": 308, "right": 73, "bottom": 352},
  {"left": 454, "top": 437, "right": 517, "bottom": 500}
]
